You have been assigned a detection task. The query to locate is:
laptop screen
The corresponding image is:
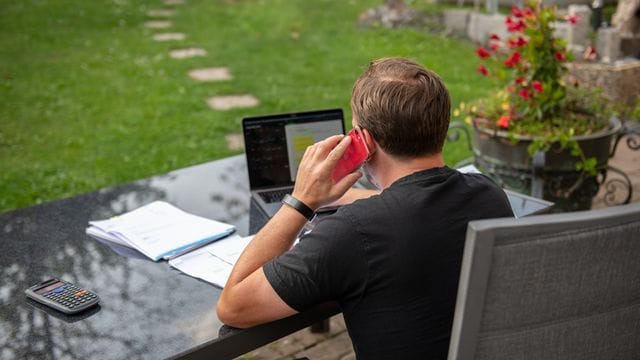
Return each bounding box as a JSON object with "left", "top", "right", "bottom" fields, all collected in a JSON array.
[{"left": 243, "top": 109, "right": 345, "bottom": 190}]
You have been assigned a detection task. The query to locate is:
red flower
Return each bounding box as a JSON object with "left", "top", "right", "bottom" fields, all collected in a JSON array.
[
  {"left": 512, "top": 6, "right": 523, "bottom": 18},
  {"left": 477, "top": 65, "right": 489, "bottom": 76},
  {"left": 532, "top": 80, "right": 544, "bottom": 93},
  {"left": 566, "top": 14, "right": 579, "bottom": 25},
  {"left": 489, "top": 33, "right": 500, "bottom": 40},
  {"left": 497, "top": 115, "right": 511, "bottom": 128},
  {"left": 554, "top": 51, "right": 566, "bottom": 61},
  {"left": 506, "top": 17, "right": 526, "bottom": 32},
  {"left": 518, "top": 88, "right": 531, "bottom": 100},
  {"left": 476, "top": 47, "right": 491, "bottom": 59},
  {"left": 504, "top": 51, "right": 522, "bottom": 67},
  {"left": 523, "top": 7, "right": 534, "bottom": 18},
  {"left": 515, "top": 76, "right": 525, "bottom": 84},
  {"left": 507, "top": 36, "right": 527, "bottom": 48},
  {"left": 489, "top": 41, "right": 500, "bottom": 50},
  {"left": 583, "top": 46, "right": 597, "bottom": 60}
]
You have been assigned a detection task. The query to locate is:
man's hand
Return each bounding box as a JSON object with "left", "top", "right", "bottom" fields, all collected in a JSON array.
[{"left": 292, "top": 135, "right": 362, "bottom": 210}]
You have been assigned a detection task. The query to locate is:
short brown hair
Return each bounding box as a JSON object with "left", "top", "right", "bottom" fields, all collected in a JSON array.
[{"left": 351, "top": 57, "right": 451, "bottom": 157}]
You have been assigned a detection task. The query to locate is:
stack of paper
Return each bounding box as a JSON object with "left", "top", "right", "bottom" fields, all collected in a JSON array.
[
  {"left": 86, "top": 201, "right": 236, "bottom": 261},
  {"left": 169, "top": 234, "right": 254, "bottom": 288}
]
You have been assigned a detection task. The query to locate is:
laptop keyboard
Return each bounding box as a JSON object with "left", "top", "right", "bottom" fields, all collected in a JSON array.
[{"left": 258, "top": 189, "right": 291, "bottom": 203}]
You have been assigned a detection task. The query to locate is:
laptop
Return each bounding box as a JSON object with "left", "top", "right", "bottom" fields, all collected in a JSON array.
[{"left": 243, "top": 109, "right": 345, "bottom": 217}]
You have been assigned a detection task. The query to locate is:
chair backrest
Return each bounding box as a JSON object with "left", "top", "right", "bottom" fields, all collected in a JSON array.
[{"left": 448, "top": 203, "right": 640, "bottom": 360}]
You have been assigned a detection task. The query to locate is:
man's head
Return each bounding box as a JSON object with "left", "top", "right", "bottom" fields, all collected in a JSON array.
[{"left": 351, "top": 57, "right": 451, "bottom": 158}]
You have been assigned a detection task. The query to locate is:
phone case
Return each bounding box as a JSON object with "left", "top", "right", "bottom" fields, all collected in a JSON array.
[{"left": 331, "top": 128, "right": 370, "bottom": 182}]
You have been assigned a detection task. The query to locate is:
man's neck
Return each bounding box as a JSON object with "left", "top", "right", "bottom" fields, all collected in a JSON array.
[{"left": 374, "top": 151, "right": 445, "bottom": 189}]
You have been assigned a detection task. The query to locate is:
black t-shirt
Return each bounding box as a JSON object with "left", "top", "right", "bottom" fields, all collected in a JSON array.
[{"left": 264, "top": 167, "right": 514, "bottom": 359}]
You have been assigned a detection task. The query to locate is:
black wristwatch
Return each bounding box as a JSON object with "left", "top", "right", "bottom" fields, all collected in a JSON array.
[{"left": 281, "top": 194, "right": 315, "bottom": 221}]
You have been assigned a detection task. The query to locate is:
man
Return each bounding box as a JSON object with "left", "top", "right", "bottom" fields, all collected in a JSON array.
[{"left": 217, "top": 57, "right": 513, "bottom": 358}]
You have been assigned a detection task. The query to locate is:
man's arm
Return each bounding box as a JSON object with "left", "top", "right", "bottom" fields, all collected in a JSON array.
[{"left": 217, "top": 135, "right": 362, "bottom": 328}]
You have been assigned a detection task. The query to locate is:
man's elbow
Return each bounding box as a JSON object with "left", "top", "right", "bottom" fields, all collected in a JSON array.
[{"left": 217, "top": 296, "right": 248, "bottom": 328}]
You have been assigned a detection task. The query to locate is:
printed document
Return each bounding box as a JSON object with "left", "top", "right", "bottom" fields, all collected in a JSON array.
[
  {"left": 86, "top": 201, "right": 235, "bottom": 261},
  {"left": 169, "top": 234, "right": 254, "bottom": 288}
]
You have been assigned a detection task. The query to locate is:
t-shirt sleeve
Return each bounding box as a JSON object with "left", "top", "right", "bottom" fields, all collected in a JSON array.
[{"left": 263, "top": 210, "right": 367, "bottom": 312}]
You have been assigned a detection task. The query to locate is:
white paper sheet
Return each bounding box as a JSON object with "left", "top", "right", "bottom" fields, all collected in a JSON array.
[
  {"left": 87, "top": 201, "right": 235, "bottom": 261},
  {"left": 169, "top": 234, "right": 254, "bottom": 288}
]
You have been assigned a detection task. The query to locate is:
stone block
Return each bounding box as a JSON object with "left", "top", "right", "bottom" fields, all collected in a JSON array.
[
  {"left": 146, "top": 9, "right": 175, "bottom": 17},
  {"left": 466, "top": 13, "right": 507, "bottom": 44},
  {"left": 153, "top": 32, "right": 185, "bottom": 42},
  {"left": 444, "top": 9, "right": 470, "bottom": 35},
  {"left": 597, "top": 27, "right": 622, "bottom": 63},
  {"left": 552, "top": 21, "right": 570, "bottom": 42},
  {"left": 169, "top": 48, "right": 207, "bottom": 59},
  {"left": 207, "top": 95, "right": 259, "bottom": 110},
  {"left": 567, "top": 5, "right": 591, "bottom": 52},
  {"left": 188, "top": 67, "right": 232, "bottom": 81},
  {"left": 620, "top": 36, "right": 640, "bottom": 58},
  {"left": 144, "top": 20, "right": 172, "bottom": 29},
  {"left": 567, "top": 59, "right": 640, "bottom": 107}
]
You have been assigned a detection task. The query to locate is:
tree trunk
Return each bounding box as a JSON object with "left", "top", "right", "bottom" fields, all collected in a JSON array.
[{"left": 611, "top": 0, "right": 640, "bottom": 37}]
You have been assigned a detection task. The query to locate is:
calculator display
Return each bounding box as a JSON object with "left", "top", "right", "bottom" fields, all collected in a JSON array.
[
  {"left": 36, "top": 281, "right": 65, "bottom": 294},
  {"left": 26, "top": 278, "right": 100, "bottom": 315}
]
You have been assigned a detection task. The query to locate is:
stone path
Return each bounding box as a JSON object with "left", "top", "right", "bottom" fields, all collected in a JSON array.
[
  {"left": 144, "top": 0, "right": 259, "bottom": 150},
  {"left": 147, "top": 9, "right": 175, "bottom": 17},
  {"left": 153, "top": 32, "right": 186, "bottom": 41},
  {"left": 144, "top": 20, "right": 172, "bottom": 29},
  {"left": 207, "top": 95, "right": 259, "bottom": 111},
  {"left": 169, "top": 47, "right": 207, "bottom": 59},
  {"left": 189, "top": 67, "right": 232, "bottom": 81},
  {"left": 225, "top": 133, "right": 245, "bottom": 151}
]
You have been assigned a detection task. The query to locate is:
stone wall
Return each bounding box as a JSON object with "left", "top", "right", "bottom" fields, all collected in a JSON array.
[
  {"left": 442, "top": 7, "right": 640, "bottom": 108},
  {"left": 566, "top": 61, "right": 640, "bottom": 107}
]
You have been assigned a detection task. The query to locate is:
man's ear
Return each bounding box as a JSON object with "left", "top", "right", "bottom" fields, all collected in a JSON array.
[{"left": 360, "top": 128, "right": 376, "bottom": 156}]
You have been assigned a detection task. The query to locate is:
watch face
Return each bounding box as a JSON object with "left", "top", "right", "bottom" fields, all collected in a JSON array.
[{"left": 332, "top": 128, "right": 369, "bottom": 182}]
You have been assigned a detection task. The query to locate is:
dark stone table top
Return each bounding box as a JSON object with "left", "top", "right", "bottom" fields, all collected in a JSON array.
[{"left": 0, "top": 155, "right": 271, "bottom": 359}]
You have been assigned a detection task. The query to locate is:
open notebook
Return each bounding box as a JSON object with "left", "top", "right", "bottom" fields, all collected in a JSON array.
[{"left": 86, "top": 201, "right": 236, "bottom": 261}]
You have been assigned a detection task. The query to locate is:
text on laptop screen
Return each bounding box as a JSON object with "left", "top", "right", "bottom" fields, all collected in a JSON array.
[{"left": 243, "top": 110, "right": 344, "bottom": 189}]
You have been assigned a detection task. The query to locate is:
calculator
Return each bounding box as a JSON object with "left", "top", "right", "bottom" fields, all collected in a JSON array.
[{"left": 25, "top": 278, "right": 100, "bottom": 314}]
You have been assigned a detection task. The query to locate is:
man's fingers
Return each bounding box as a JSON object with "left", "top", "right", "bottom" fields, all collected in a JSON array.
[
  {"left": 325, "top": 135, "right": 351, "bottom": 165},
  {"left": 334, "top": 171, "right": 362, "bottom": 194}
]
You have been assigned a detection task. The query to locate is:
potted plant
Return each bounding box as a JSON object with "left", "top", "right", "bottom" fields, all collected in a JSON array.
[{"left": 457, "top": 0, "right": 620, "bottom": 211}]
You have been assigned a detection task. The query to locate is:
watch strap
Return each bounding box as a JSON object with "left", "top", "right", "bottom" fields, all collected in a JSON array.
[{"left": 281, "top": 194, "right": 315, "bottom": 221}]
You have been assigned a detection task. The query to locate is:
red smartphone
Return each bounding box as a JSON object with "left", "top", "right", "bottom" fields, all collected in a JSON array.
[{"left": 331, "top": 128, "right": 370, "bottom": 182}]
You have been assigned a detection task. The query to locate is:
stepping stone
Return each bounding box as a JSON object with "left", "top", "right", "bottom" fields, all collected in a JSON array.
[
  {"left": 207, "top": 95, "right": 260, "bottom": 110},
  {"left": 153, "top": 32, "right": 186, "bottom": 41},
  {"left": 147, "top": 9, "right": 175, "bottom": 17},
  {"left": 144, "top": 20, "right": 172, "bottom": 29},
  {"left": 164, "top": 0, "right": 186, "bottom": 5},
  {"left": 169, "top": 48, "right": 207, "bottom": 59},
  {"left": 225, "top": 133, "right": 245, "bottom": 151},
  {"left": 188, "top": 67, "right": 232, "bottom": 81}
]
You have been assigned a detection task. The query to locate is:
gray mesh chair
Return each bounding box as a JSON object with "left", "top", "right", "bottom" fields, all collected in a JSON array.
[{"left": 448, "top": 203, "right": 640, "bottom": 360}]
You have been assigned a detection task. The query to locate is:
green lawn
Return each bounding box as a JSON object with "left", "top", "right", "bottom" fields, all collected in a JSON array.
[{"left": 0, "top": 0, "right": 491, "bottom": 212}]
